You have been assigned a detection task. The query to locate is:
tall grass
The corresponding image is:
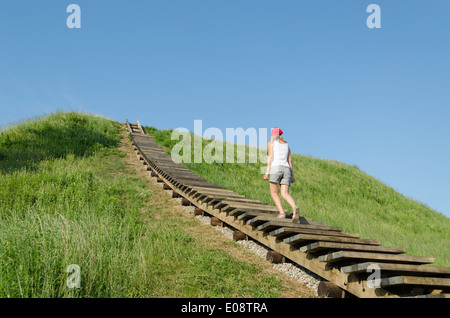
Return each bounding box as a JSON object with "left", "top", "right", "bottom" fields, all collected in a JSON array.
[
  {"left": 0, "top": 112, "right": 287, "bottom": 297},
  {"left": 145, "top": 126, "right": 450, "bottom": 267}
]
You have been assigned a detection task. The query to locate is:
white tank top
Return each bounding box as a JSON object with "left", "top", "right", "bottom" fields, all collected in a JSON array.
[{"left": 271, "top": 141, "right": 290, "bottom": 168}]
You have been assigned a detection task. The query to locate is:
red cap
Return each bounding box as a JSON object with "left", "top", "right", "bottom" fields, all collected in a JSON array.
[{"left": 271, "top": 127, "right": 283, "bottom": 136}]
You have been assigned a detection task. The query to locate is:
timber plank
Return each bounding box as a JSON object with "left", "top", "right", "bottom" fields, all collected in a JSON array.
[
  {"left": 188, "top": 185, "right": 235, "bottom": 192},
  {"left": 341, "top": 262, "right": 450, "bottom": 275},
  {"left": 408, "top": 294, "right": 450, "bottom": 298},
  {"left": 257, "top": 221, "right": 336, "bottom": 233},
  {"left": 230, "top": 207, "right": 287, "bottom": 218},
  {"left": 284, "top": 234, "right": 381, "bottom": 246},
  {"left": 218, "top": 200, "right": 279, "bottom": 211},
  {"left": 189, "top": 192, "right": 250, "bottom": 201},
  {"left": 225, "top": 204, "right": 282, "bottom": 213},
  {"left": 187, "top": 187, "right": 244, "bottom": 197},
  {"left": 320, "top": 251, "right": 434, "bottom": 265},
  {"left": 301, "top": 241, "right": 405, "bottom": 254},
  {"left": 247, "top": 216, "right": 342, "bottom": 232},
  {"left": 381, "top": 276, "right": 450, "bottom": 288},
  {"left": 198, "top": 193, "right": 259, "bottom": 202},
  {"left": 237, "top": 210, "right": 321, "bottom": 225},
  {"left": 214, "top": 200, "right": 272, "bottom": 209},
  {"left": 270, "top": 227, "right": 360, "bottom": 239},
  {"left": 164, "top": 176, "right": 209, "bottom": 183},
  {"left": 238, "top": 211, "right": 299, "bottom": 221},
  {"left": 208, "top": 196, "right": 261, "bottom": 206}
]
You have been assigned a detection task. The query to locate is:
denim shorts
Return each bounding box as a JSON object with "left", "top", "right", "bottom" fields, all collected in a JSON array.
[{"left": 269, "top": 165, "right": 292, "bottom": 186}]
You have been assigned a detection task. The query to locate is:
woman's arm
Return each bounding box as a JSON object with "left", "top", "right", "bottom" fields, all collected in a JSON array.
[
  {"left": 264, "top": 142, "right": 273, "bottom": 180},
  {"left": 288, "top": 148, "right": 295, "bottom": 183}
]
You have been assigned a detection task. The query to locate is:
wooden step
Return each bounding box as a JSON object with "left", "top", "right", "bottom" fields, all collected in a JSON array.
[
  {"left": 270, "top": 227, "right": 360, "bottom": 239},
  {"left": 405, "top": 293, "right": 450, "bottom": 298},
  {"left": 381, "top": 276, "right": 450, "bottom": 288},
  {"left": 284, "top": 234, "right": 381, "bottom": 246},
  {"left": 237, "top": 211, "right": 315, "bottom": 223},
  {"left": 301, "top": 241, "right": 405, "bottom": 254},
  {"left": 218, "top": 200, "right": 279, "bottom": 212},
  {"left": 246, "top": 215, "right": 341, "bottom": 232},
  {"left": 319, "top": 250, "right": 434, "bottom": 265},
  {"left": 207, "top": 196, "right": 264, "bottom": 206},
  {"left": 341, "top": 262, "right": 450, "bottom": 275}
]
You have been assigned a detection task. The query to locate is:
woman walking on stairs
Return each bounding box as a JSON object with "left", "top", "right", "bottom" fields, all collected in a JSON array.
[{"left": 263, "top": 127, "right": 300, "bottom": 222}]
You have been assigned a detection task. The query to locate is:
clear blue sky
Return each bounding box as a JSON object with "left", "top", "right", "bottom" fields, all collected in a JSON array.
[{"left": 1, "top": 1, "right": 449, "bottom": 218}]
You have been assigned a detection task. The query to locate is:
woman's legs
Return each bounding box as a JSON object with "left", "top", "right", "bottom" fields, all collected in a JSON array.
[
  {"left": 270, "top": 182, "right": 285, "bottom": 218},
  {"left": 280, "top": 185, "right": 296, "bottom": 210},
  {"left": 280, "top": 185, "right": 300, "bottom": 221}
]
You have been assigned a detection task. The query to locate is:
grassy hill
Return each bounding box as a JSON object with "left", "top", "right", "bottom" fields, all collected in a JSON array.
[
  {"left": 1, "top": 112, "right": 448, "bottom": 298},
  {"left": 145, "top": 126, "right": 450, "bottom": 267},
  {"left": 0, "top": 112, "right": 306, "bottom": 297}
]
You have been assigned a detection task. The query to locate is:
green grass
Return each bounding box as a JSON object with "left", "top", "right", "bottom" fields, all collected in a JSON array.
[
  {"left": 0, "top": 112, "right": 288, "bottom": 298},
  {"left": 145, "top": 126, "right": 450, "bottom": 267}
]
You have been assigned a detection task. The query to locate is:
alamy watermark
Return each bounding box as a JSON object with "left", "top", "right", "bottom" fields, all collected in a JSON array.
[
  {"left": 66, "top": 264, "right": 81, "bottom": 289},
  {"left": 366, "top": 4, "right": 381, "bottom": 29},
  {"left": 64, "top": 4, "right": 381, "bottom": 30},
  {"left": 366, "top": 263, "right": 381, "bottom": 288},
  {"left": 66, "top": 4, "right": 81, "bottom": 29},
  {"left": 170, "top": 120, "right": 269, "bottom": 167}
]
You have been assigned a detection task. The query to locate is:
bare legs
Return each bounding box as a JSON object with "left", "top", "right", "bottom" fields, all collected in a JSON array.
[
  {"left": 270, "top": 182, "right": 285, "bottom": 218},
  {"left": 270, "top": 182, "right": 299, "bottom": 221}
]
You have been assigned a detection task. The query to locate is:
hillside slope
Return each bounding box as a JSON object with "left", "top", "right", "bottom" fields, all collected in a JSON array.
[
  {"left": 0, "top": 112, "right": 312, "bottom": 297},
  {"left": 145, "top": 126, "right": 450, "bottom": 267}
]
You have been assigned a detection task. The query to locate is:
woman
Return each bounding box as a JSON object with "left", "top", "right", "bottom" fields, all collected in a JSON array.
[{"left": 263, "top": 127, "right": 300, "bottom": 222}]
